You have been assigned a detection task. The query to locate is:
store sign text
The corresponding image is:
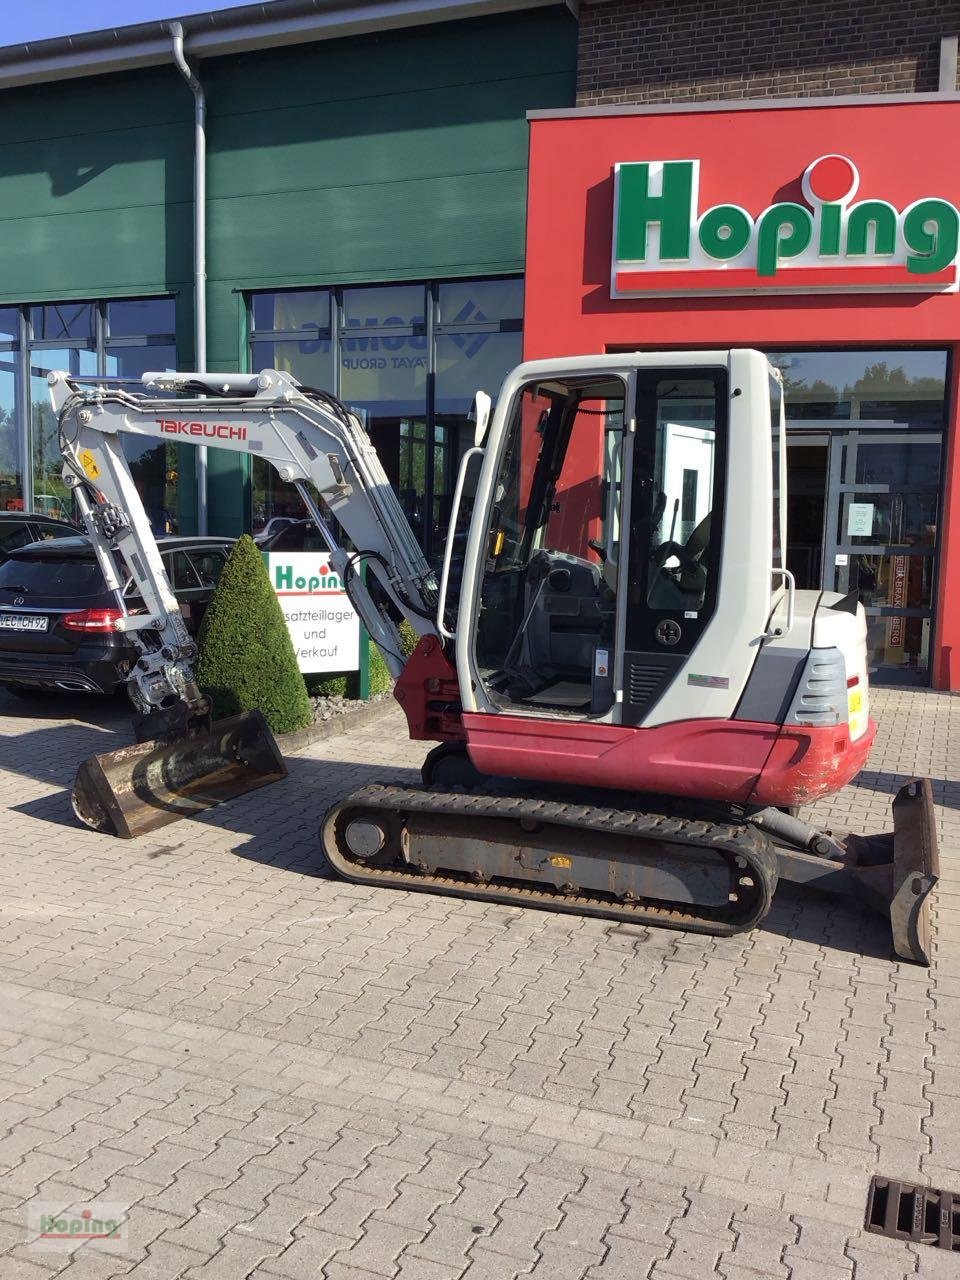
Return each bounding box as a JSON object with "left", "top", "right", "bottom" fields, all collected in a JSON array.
[
  {"left": 267, "top": 553, "right": 359, "bottom": 673},
  {"left": 612, "top": 154, "right": 960, "bottom": 296}
]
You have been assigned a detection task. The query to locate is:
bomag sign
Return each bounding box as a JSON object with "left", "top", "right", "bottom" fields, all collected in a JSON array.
[{"left": 611, "top": 154, "right": 960, "bottom": 297}]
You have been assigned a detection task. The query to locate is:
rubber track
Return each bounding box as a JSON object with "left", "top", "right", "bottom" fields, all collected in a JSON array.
[{"left": 320, "top": 783, "right": 778, "bottom": 937}]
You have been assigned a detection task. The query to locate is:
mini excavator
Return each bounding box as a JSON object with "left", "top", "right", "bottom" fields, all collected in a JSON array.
[{"left": 48, "top": 351, "right": 939, "bottom": 962}]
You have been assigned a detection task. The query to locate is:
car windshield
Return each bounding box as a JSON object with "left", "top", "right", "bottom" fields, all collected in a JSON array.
[{"left": 0, "top": 555, "right": 106, "bottom": 598}]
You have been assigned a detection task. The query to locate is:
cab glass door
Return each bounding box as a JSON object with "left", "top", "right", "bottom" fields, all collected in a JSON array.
[{"left": 474, "top": 374, "right": 626, "bottom": 717}]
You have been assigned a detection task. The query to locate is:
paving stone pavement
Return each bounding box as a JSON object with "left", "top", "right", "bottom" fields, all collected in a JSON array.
[{"left": 0, "top": 685, "right": 957, "bottom": 1279}]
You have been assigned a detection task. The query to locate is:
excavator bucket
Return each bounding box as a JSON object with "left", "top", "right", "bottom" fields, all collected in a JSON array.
[{"left": 70, "top": 710, "right": 287, "bottom": 839}]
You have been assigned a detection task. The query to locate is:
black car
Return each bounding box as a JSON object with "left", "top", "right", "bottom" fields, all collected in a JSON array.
[
  {"left": 258, "top": 519, "right": 329, "bottom": 552},
  {"left": 0, "top": 511, "right": 78, "bottom": 563},
  {"left": 0, "top": 536, "right": 233, "bottom": 696},
  {"left": 253, "top": 516, "right": 300, "bottom": 545}
]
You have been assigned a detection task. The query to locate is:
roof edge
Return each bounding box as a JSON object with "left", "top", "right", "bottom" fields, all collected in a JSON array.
[
  {"left": 528, "top": 91, "right": 960, "bottom": 120},
  {"left": 0, "top": 0, "right": 571, "bottom": 91}
]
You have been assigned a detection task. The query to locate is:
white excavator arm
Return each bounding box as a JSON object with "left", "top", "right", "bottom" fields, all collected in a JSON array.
[{"left": 48, "top": 368, "right": 440, "bottom": 733}]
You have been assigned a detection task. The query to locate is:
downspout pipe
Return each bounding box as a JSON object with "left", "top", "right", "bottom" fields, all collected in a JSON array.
[
  {"left": 940, "top": 34, "right": 958, "bottom": 93},
  {"left": 170, "top": 21, "right": 208, "bottom": 534}
]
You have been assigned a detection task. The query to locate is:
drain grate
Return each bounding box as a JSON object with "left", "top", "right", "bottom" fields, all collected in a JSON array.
[{"left": 866, "top": 1176, "right": 960, "bottom": 1250}]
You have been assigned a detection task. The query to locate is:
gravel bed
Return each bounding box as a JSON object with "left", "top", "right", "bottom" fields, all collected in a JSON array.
[{"left": 309, "top": 691, "right": 392, "bottom": 723}]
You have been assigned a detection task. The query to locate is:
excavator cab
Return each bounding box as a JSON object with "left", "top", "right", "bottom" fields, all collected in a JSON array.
[
  {"left": 470, "top": 364, "right": 731, "bottom": 722},
  {"left": 461, "top": 355, "right": 747, "bottom": 737}
]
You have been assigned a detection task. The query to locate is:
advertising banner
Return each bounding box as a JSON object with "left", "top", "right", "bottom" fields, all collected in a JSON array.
[{"left": 266, "top": 553, "right": 359, "bottom": 673}]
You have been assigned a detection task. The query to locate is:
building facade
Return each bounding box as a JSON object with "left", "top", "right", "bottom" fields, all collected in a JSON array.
[{"left": 0, "top": 1, "right": 576, "bottom": 553}]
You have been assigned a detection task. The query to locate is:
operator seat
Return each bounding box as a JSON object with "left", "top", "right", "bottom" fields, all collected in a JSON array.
[
  {"left": 647, "top": 511, "right": 712, "bottom": 610},
  {"left": 678, "top": 512, "right": 711, "bottom": 594}
]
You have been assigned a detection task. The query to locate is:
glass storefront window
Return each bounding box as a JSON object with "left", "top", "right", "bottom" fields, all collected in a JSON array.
[
  {"left": 249, "top": 292, "right": 337, "bottom": 530},
  {"left": 107, "top": 298, "right": 176, "bottom": 339},
  {"left": 838, "top": 492, "right": 939, "bottom": 548},
  {"left": 434, "top": 329, "right": 521, "bottom": 563},
  {"left": 0, "top": 298, "right": 177, "bottom": 521},
  {"left": 251, "top": 338, "right": 334, "bottom": 388},
  {"left": 31, "top": 303, "right": 96, "bottom": 342},
  {"left": 342, "top": 285, "right": 424, "bottom": 334},
  {"left": 31, "top": 346, "right": 97, "bottom": 519},
  {"left": 777, "top": 348, "right": 947, "bottom": 684},
  {"left": 105, "top": 343, "right": 179, "bottom": 534},
  {"left": 339, "top": 287, "right": 427, "bottom": 510},
  {"left": 438, "top": 278, "right": 523, "bottom": 325},
  {"left": 843, "top": 439, "right": 941, "bottom": 487},
  {"left": 247, "top": 279, "right": 523, "bottom": 558},
  {"left": 770, "top": 350, "right": 947, "bottom": 426},
  {"left": 253, "top": 290, "right": 331, "bottom": 336}
]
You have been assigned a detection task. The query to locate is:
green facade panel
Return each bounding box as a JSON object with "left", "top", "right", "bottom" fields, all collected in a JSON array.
[
  {"left": 0, "top": 6, "right": 577, "bottom": 533},
  {"left": 207, "top": 168, "right": 529, "bottom": 290},
  {"left": 0, "top": 69, "right": 193, "bottom": 304}
]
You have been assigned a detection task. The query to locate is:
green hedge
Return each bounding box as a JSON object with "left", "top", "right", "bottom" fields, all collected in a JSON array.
[{"left": 197, "top": 535, "right": 313, "bottom": 734}]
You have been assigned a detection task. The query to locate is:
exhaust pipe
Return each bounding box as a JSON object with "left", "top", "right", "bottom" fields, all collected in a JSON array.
[{"left": 55, "top": 679, "right": 96, "bottom": 692}]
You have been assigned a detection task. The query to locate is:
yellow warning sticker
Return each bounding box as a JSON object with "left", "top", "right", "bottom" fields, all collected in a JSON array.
[
  {"left": 548, "top": 855, "right": 572, "bottom": 869},
  {"left": 79, "top": 449, "right": 100, "bottom": 480},
  {"left": 848, "top": 690, "right": 862, "bottom": 713}
]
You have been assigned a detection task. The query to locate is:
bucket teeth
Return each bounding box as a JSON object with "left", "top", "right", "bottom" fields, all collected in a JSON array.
[{"left": 71, "top": 710, "right": 286, "bottom": 839}]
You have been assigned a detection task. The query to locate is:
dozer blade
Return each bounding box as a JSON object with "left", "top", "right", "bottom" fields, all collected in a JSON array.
[
  {"left": 71, "top": 710, "right": 287, "bottom": 839},
  {"left": 775, "top": 778, "right": 940, "bottom": 965},
  {"left": 887, "top": 778, "right": 939, "bottom": 965}
]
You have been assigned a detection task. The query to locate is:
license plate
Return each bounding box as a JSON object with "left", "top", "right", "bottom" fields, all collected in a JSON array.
[{"left": 0, "top": 614, "right": 48, "bottom": 632}]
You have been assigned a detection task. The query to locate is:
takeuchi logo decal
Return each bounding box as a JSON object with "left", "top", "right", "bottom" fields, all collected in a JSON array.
[
  {"left": 611, "top": 154, "right": 960, "bottom": 297},
  {"left": 157, "top": 418, "right": 247, "bottom": 441}
]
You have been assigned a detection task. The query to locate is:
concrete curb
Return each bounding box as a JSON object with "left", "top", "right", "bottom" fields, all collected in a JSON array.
[{"left": 277, "top": 694, "right": 396, "bottom": 755}]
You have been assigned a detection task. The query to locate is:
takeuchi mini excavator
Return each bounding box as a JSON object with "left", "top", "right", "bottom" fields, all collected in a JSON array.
[{"left": 48, "top": 351, "right": 939, "bottom": 963}]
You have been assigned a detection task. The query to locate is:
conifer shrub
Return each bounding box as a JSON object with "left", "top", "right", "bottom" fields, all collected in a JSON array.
[
  {"left": 368, "top": 642, "right": 393, "bottom": 696},
  {"left": 196, "top": 535, "right": 313, "bottom": 734},
  {"left": 398, "top": 618, "right": 419, "bottom": 657}
]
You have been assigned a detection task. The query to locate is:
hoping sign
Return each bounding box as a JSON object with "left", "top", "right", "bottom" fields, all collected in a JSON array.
[{"left": 267, "top": 553, "right": 360, "bottom": 673}]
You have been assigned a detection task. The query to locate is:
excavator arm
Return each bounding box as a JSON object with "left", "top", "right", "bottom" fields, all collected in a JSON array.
[
  {"left": 50, "top": 367, "right": 440, "bottom": 738},
  {"left": 49, "top": 367, "right": 444, "bottom": 837}
]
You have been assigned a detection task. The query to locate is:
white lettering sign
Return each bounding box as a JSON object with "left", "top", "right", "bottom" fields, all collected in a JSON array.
[{"left": 267, "top": 553, "right": 359, "bottom": 673}]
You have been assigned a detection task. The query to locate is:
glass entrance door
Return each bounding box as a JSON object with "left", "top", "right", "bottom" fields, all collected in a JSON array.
[{"left": 823, "top": 431, "right": 941, "bottom": 684}]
